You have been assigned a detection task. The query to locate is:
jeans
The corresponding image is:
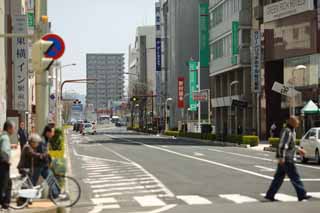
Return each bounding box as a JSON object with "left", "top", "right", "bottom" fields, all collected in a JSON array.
[
  {"left": 0, "top": 163, "right": 11, "bottom": 209},
  {"left": 32, "top": 167, "right": 60, "bottom": 198},
  {"left": 266, "top": 162, "right": 307, "bottom": 200}
]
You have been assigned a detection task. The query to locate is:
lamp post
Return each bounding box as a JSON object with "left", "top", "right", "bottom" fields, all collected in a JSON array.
[
  {"left": 291, "top": 65, "right": 306, "bottom": 116},
  {"left": 165, "top": 98, "right": 173, "bottom": 131},
  {"left": 55, "top": 63, "right": 76, "bottom": 127},
  {"left": 230, "top": 80, "right": 239, "bottom": 134}
]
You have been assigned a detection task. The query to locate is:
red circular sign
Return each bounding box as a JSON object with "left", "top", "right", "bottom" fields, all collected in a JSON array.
[{"left": 42, "top": 34, "right": 65, "bottom": 60}]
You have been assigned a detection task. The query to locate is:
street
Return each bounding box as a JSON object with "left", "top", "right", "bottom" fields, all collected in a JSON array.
[{"left": 67, "top": 126, "right": 320, "bottom": 213}]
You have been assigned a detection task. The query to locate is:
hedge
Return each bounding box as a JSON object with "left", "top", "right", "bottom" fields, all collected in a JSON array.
[
  {"left": 242, "top": 135, "right": 259, "bottom": 147},
  {"left": 269, "top": 137, "right": 300, "bottom": 148}
]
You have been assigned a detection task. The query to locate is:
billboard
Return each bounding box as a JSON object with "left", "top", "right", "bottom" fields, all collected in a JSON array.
[
  {"left": 177, "top": 77, "right": 185, "bottom": 109},
  {"left": 199, "top": 3, "right": 209, "bottom": 67}
]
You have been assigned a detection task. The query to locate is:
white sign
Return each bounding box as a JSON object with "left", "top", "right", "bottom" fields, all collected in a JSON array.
[
  {"left": 192, "top": 90, "right": 208, "bottom": 102},
  {"left": 264, "top": 0, "right": 314, "bottom": 23},
  {"left": 251, "top": 30, "right": 261, "bottom": 93},
  {"left": 272, "top": 81, "right": 301, "bottom": 97},
  {"left": 12, "top": 15, "right": 28, "bottom": 111},
  {"left": 26, "top": 0, "right": 34, "bottom": 11}
]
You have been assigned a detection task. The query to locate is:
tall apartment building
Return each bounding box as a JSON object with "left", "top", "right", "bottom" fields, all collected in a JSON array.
[
  {"left": 209, "top": 0, "right": 255, "bottom": 135},
  {"left": 159, "top": 0, "right": 209, "bottom": 129},
  {"left": 86, "top": 54, "right": 125, "bottom": 111}
]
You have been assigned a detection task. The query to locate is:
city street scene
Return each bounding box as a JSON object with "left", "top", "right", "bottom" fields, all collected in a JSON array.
[{"left": 1, "top": 0, "right": 320, "bottom": 213}]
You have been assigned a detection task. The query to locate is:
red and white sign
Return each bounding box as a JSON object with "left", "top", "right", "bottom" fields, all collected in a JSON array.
[
  {"left": 193, "top": 90, "right": 208, "bottom": 102},
  {"left": 178, "top": 77, "right": 185, "bottom": 108}
]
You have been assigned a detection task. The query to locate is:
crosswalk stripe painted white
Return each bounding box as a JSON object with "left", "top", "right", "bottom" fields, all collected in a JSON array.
[
  {"left": 134, "top": 196, "right": 166, "bottom": 207},
  {"left": 91, "top": 182, "right": 138, "bottom": 188},
  {"left": 261, "top": 193, "right": 297, "bottom": 202},
  {"left": 93, "top": 186, "right": 146, "bottom": 193},
  {"left": 87, "top": 174, "right": 116, "bottom": 178},
  {"left": 219, "top": 194, "right": 258, "bottom": 204},
  {"left": 177, "top": 195, "right": 212, "bottom": 205},
  {"left": 308, "top": 192, "right": 320, "bottom": 198},
  {"left": 87, "top": 177, "right": 154, "bottom": 185},
  {"left": 91, "top": 197, "right": 117, "bottom": 205},
  {"left": 95, "top": 189, "right": 167, "bottom": 198}
]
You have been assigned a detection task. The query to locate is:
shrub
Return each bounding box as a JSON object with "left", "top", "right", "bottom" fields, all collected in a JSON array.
[
  {"left": 269, "top": 137, "right": 280, "bottom": 148},
  {"left": 207, "top": 134, "right": 216, "bottom": 141},
  {"left": 242, "top": 135, "right": 259, "bottom": 147},
  {"left": 164, "top": 131, "right": 179, "bottom": 137},
  {"left": 226, "top": 135, "right": 242, "bottom": 144}
]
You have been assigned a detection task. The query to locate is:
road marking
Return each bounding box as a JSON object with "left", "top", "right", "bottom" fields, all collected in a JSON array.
[
  {"left": 219, "top": 194, "right": 258, "bottom": 204},
  {"left": 89, "top": 204, "right": 120, "bottom": 213},
  {"left": 193, "top": 152, "right": 204, "bottom": 157},
  {"left": 87, "top": 177, "right": 153, "bottom": 185},
  {"left": 131, "top": 204, "right": 177, "bottom": 213},
  {"left": 177, "top": 195, "right": 212, "bottom": 205},
  {"left": 87, "top": 174, "right": 116, "bottom": 178},
  {"left": 208, "top": 148, "right": 320, "bottom": 171},
  {"left": 261, "top": 193, "right": 297, "bottom": 202},
  {"left": 91, "top": 182, "right": 138, "bottom": 188},
  {"left": 254, "top": 165, "right": 275, "bottom": 172},
  {"left": 91, "top": 197, "right": 117, "bottom": 205},
  {"left": 308, "top": 192, "right": 320, "bottom": 198},
  {"left": 134, "top": 196, "right": 166, "bottom": 207},
  {"left": 93, "top": 186, "right": 146, "bottom": 193}
]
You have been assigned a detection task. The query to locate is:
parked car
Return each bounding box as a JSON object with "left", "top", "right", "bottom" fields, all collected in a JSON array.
[
  {"left": 82, "top": 123, "right": 95, "bottom": 135},
  {"left": 300, "top": 127, "right": 320, "bottom": 164}
]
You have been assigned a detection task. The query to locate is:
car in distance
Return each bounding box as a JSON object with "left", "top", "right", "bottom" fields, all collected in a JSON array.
[{"left": 300, "top": 127, "right": 320, "bottom": 164}]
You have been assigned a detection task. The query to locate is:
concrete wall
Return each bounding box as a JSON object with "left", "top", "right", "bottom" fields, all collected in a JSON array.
[{"left": 0, "top": 0, "right": 6, "bottom": 129}]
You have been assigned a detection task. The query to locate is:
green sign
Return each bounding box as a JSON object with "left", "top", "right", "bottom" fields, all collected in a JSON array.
[
  {"left": 199, "top": 3, "right": 209, "bottom": 67},
  {"left": 232, "top": 21, "right": 239, "bottom": 55},
  {"left": 27, "top": 12, "right": 34, "bottom": 27},
  {"left": 189, "top": 61, "right": 198, "bottom": 71},
  {"left": 231, "top": 55, "right": 238, "bottom": 65},
  {"left": 189, "top": 68, "right": 198, "bottom": 112}
]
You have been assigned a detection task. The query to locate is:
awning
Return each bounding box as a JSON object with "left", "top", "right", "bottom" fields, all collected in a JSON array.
[{"left": 301, "top": 100, "right": 319, "bottom": 115}]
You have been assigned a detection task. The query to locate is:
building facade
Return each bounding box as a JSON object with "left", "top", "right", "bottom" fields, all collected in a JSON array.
[
  {"left": 261, "top": 0, "right": 320, "bottom": 137},
  {"left": 0, "top": 0, "right": 6, "bottom": 129},
  {"left": 159, "top": 0, "right": 210, "bottom": 130},
  {"left": 86, "top": 54, "right": 125, "bottom": 112},
  {"left": 209, "top": 0, "right": 255, "bottom": 135}
]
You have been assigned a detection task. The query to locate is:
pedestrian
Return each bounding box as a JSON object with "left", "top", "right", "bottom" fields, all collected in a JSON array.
[
  {"left": 17, "top": 121, "right": 28, "bottom": 151},
  {"left": 265, "top": 116, "right": 312, "bottom": 202},
  {"left": 30, "top": 125, "right": 55, "bottom": 186},
  {"left": 270, "top": 122, "right": 276, "bottom": 138},
  {"left": 17, "top": 134, "right": 48, "bottom": 185},
  {"left": 0, "top": 120, "right": 16, "bottom": 210},
  {"left": 237, "top": 125, "right": 243, "bottom": 135}
]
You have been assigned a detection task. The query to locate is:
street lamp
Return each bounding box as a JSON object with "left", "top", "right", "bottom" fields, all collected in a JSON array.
[
  {"left": 55, "top": 63, "right": 77, "bottom": 127},
  {"left": 165, "top": 98, "right": 173, "bottom": 131},
  {"left": 290, "top": 65, "right": 306, "bottom": 116}
]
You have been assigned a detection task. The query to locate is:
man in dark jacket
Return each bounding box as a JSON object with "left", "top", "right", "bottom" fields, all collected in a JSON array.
[
  {"left": 265, "top": 116, "right": 311, "bottom": 202},
  {"left": 17, "top": 121, "right": 28, "bottom": 151}
]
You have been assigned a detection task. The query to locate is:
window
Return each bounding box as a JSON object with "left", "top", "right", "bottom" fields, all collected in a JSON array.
[
  {"left": 210, "top": 0, "right": 241, "bottom": 28},
  {"left": 211, "top": 34, "right": 232, "bottom": 60}
]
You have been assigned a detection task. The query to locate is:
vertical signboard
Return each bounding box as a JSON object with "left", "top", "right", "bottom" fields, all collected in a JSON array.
[
  {"left": 251, "top": 30, "right": 261, "bottom": 93},
  {"left": 317, "top": 1, "right": 320, "bottom": 52},
  {"left": 13, "top": 15, "right": 28, "bottom": 111},
  {"left": 189, "top": 61, "right": 198, "bottom": 111},
  {"left": 178, "top": 77, "right": 185, "bottom": 109},
  {"left": 155, "top": 2, "right": 161, "bottom": 71},
  {"left": 199, "top": 3, "right": 209, "bottom": 67},
  {"left": 232, "top": 21, "right": 239, "bottom": 65}
]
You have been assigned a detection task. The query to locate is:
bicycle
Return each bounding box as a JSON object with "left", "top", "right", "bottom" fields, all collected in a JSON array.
[{"left": 9, "top": 168, "right": 81, "bottom": 210}]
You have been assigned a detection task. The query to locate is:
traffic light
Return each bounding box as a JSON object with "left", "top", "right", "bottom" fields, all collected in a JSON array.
[
  {"left": 32, "top": 39, "right": 54, "bottom": 72},
  {"left": 130, "top": 96, "right": 139, "bottom": 102}
]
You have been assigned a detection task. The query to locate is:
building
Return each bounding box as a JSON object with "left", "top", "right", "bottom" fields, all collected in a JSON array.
[
  {"left": 128, "top": 25, "right": 156, "bottom": 127},
  {"left": 260, "top": 0, "right": 320, "bottom": 137},
  {"left": 159, "top": 0, "right": 210, "bottom": 130},
  {"left": 86, "top": 54, "right": 125, "bottom": 112},
  {"left": 209, "top": 0, "right": 255, "bottom": 135},
  {"left": 0, "top": 0, "right": 6, "bottom": 129}
]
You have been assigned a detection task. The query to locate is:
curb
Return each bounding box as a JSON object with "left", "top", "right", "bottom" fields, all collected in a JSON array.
[{"left": 264, "top": 147, "right": 277, "bottom": 152}]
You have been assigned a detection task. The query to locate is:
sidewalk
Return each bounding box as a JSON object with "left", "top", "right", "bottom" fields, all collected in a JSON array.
[{"left": 10, "top": 147, "right": 58, "bottom": 212}]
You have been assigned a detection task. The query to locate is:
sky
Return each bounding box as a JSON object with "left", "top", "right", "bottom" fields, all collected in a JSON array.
[{"left": 48, "top": 0, "right": 156, "bottom": 95}]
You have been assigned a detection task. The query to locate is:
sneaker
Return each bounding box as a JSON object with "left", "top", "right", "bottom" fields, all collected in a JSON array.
[
  {"left": 264, "top": 196, "right": 279, "bottom": 202},
  {"left": 299, "top": 195, "right": 312, "bottom": 202},
  {"left": 58, "top": 193, "right": 69, "bottom": 201}
]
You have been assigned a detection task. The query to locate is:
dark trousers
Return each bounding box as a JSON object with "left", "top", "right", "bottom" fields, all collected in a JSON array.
[
  {"left": 0, "top": 163, "right": 11, "bottom": 209},
  {"left": 266, "top": 162, "right": 307, "bottom": 200},
  {"left": 32, "top": 166, "right": 50, "bottom": 186}
]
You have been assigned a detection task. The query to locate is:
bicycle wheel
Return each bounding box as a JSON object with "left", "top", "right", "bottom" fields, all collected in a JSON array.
[
  {"left": 9, "top": 176, "right": 32, "bottom": 210},
  {"left": 49, "top": 175, "right": 81, "bottom": 207}
]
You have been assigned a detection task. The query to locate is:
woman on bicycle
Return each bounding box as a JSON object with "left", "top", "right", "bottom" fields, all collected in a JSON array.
[{"left": 17, "top": 134, "right": 48, "bottom": 184}]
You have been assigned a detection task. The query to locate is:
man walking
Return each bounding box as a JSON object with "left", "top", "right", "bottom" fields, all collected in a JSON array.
[
  {"left": 0, "top": 120, "right": 16, "bottom": 210},
  {"left": 265, "top": 116, "right": 311, "bottom": 202},
  {"left": 17, "top": 121, "right": 28, "bottom": 151}
]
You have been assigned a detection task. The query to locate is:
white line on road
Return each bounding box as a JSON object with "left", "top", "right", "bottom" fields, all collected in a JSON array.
[
  {"left": 87, "top": 177, "right": 153, "bottom": 185},
  {"left": 261, "top": 193, "right": 297, "bottom": 202},
  {"left": 177, "top": 195, "right": 212, "bottom": 205},
  {"left": 193, "top": 152, "right": 204, "bottom": 157},
  {"left": 308, "top": 192, "right": 320, "bottom": 198},
  {"left": 254, "top": 165, "right": 275, "bottom": 172},
  {"left": 219, "top": 194, "right": 258, "bottom": 204},
  {"left": 91, "top": 182, "right": 138, "bottom": 188},
  {"left": 88, "top": 204, "right": 120, "bottom": 213},
  {"left": 134, "top": 196, "right": 166, "bottom": 207},
  {"left": 87, "top": 174, "right": 116, "bottom": 178},
  {"left": 94, "top": 189, "right": 166, "bottom": 198},
  {"left": 91, "top": 197, "right": 117, "bottom": 205},
  {"left": 93, "top": 186, "right": 146, "bottom": 193}
]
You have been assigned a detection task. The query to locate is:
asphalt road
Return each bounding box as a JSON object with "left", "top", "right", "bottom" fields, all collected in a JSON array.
[{"left": 67, "top": 126, "right": 320, "bottom": 213}]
